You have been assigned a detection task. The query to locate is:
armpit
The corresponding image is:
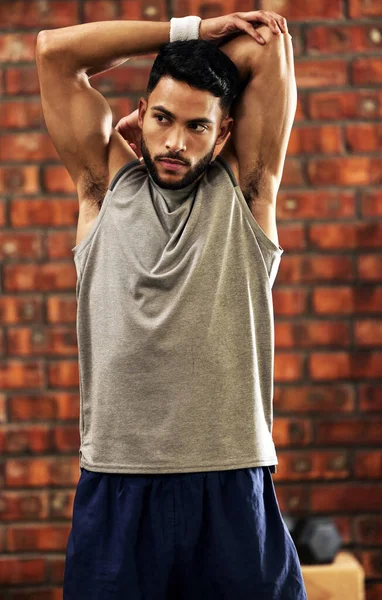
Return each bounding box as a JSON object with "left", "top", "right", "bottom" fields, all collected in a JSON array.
[{"left": 241, "top": 156, "right": 266, "bottom": 208}]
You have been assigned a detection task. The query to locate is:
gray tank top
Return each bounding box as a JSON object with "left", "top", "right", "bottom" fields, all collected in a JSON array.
[{"left": 72, "top": 155, "right": 283, "bottom": 474}]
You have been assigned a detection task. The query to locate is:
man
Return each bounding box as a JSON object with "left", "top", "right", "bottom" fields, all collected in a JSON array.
[{"left": 36, "top": 10, "right": 304, "bottom": 599}]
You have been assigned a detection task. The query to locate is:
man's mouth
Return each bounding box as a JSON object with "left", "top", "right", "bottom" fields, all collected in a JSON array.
[
  {"left": 159, "top": 158, "right": 186, "bottom": 165},
  {"left": 159, "top": 159, "right": 186, "bottom": 171}
]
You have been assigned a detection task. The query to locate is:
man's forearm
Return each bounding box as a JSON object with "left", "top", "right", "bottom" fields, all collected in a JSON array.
[{"left": 37, "top": 20, "right": 171, "bottom": 77}]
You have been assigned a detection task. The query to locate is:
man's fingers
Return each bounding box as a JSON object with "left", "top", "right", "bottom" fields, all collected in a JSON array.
[
  {"left": 233, "top": 16, "right": 265, "bottom": 43},
  {"left": 269, "top": 12, "right": 288, "bottom": 33},
  {"left": 268, "top": 18, "right": 281, "bottom": 34},
  {"left": 239, "top": 11, "right": 288, "bottom": 35}
]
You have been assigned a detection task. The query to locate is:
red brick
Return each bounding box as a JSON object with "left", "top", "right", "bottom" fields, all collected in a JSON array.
[
  {"left": 310, "top": 351, "right": 382, "bottom": 379},
  {"left": 361, "top": 549, "right": 382, "bottom": 579},
  {"left": 273, "top": 418, "right": 313, "bottom": 447},
  {"left": 121, "top": 0, "right": 167, "bottom": 21},
  {"left": 307, "top": 156, "right": 382, "bottom": 185},
  {"left": 46, "top": 231, "right": 79, "bottom": 259},
  {"left": 174, "top": 0, "right": 255, "bottom": 20},
  {"left": 3, "top": 263, "right": 76, "bottom": 292},
  {"left": 274, "top": 353, "right": 304, "bottom": 381},
  {"left": 53, "top": 424, "right": 81, "bottom": 453},
  {"left": 357, "top": 325, "right": 381, "bottom": 362},
  {"left": 6, "top": 66, "right": 40, "bottom": 95},
  {"left": 0, "top": 33, "right": 39, "bottom": 62},
  {"left": 273, "top": 452, "right": 353, "bottom": 482},
  {"left": 295, "top": 59, "right": 348, "bottom": 87},
  {"left": 273, "top": 384, "right": 355, "bottom": 413},
  {"left": 0, "top": 232, "right": 43, "bottom": 260},
  {"left": 275, "top": 320, "right": 351, "bottom": 348},
  {"left": 47, "top": 360, "right": 79, "bottom": 388},
  {"left": 83, "top": 0, "right": 120, "bottom": 21},
  {"left": 367, "top": 582, "right": 382, "bottom": 600},
  {"left": 359, "top": 384, "right": 382, "bottom": 412},
  {"left": 8, "top": 392, "right": 79, "bottom": 422},
  {"left": 277, "top": 190, "right": 355, "bottom": 220},
  {"left": 308, "top": 90, "right": 382, "bottom": 120},
  {"left": 0, "top": 1, "right": 77, "bottom": 29},
  {"left": 0, "top": 201, "right": 5, "bottom": 226},
  {"left": 361, "top": 189, "right": 382, "bottom": 217},
  {"left": 355, "top": 451, "right": 382, "bottom": 479},
  {"left": 294, "top": 93, "right": 306, "bottom": 122},
  {"left": 309, "top": 222, "right": 382, "bottom": 249},
  {"left": 345, "top": 123, "right": 382, "bottom": 151},
  {"left": 46, "top": 296, "right": 77, "bottom": 325},
  {"left": 43, "top": 166, "right": 76, "bottom": 193},
  {"left": 306, "top": 25, "right": 382, "bottom": 54},
  {"left": 277, "top": 223, "right": 305, "bottom": 251},
  {"left": 349, "top": 0, "right": 382, "bottom": 18},
  {"left": 10, "top": 197, "right": 78, "bottom": 228},
  {"left": 7, "top": 326, "right": 78, "bottom": 357},
  {"left": 317, "top": 418, "right": 382, "bottom": 445},
  {"left": 0, "top": 557, "right": 45, "bottom": 585},
  {"left": 353, "top": 57, "right": 382, "bottom": 85},
  {"left": 278, "top": 255, "right": 353, "bottom": 283},
  {"left": 358, "top": 255, "right": 382, "bottom": 281},
  {"left": 312, "top": 286, "right": 382, "bottom": 315},
  {"left": 279, "top": 158, "right": 304, "bottom": 186},
  {"left": 5, "top": 457, "right": 80, "bottom": 487},
  {"left": 288, "top": 124, "right": 343, "bottom": 154},
  {"left": 0, "top": 360, "right": 43, "bottom": 392},
  {"left": 0, "top": 133, "right": 59, "bottom": 162},
  {"left": 355, "top": 514, "right": 382, "bottom": 544},
  {"left": 269, "top": 477, "right": 308, "bottom": 512},
  {"left": 0, "top": 489, "right": 49, "bottom": 521},
  {"left": 273, "top": 287, "right": 308, "bottom": 316},
  {"left": 312, "top": 483, "right": 382, "bottom": 512},
  {"left": 0, "top": 296, "right": 43, "bottom": 325},
  {"left": 7, "top": 524, "right": 71, "bottom": 552},
  {"left": 0, "top": 99, "right": 42, "bottom": 129},
  {"left": 0, "top": 396, "right": 6, "bottom": 424},
  {"left": 0, "top": 166, "right": 39, "bottom": 194},
  {"left": 260, "top": 0, "right": 344, "bottom": 20}
]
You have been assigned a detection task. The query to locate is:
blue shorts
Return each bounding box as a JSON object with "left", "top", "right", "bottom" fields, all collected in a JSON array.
[{"left": 63, "top": 465, "right": 307, "bottom": 599}]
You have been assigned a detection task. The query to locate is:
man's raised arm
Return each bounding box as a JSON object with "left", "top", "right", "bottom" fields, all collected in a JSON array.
[
  {"left": 37, "top": 21, "right": 172, "bottom": 78},
  {"left": 218, "top": 25, "right": 297, "bottom": 206}
]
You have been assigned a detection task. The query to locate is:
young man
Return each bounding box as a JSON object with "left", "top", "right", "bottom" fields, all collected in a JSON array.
[{"left": 36, "top": 11, "right": 303, "bottom": 599}]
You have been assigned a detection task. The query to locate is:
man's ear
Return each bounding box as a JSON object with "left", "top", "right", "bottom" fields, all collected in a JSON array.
[
  {"left": 137, "top": 97, "right": 147, "bottom": 129},
  {"left": 216, "top": 117, "right": 234, "bottom": 145}
]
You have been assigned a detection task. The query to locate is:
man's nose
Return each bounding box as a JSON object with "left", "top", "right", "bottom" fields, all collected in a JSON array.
[{"left": 165, "top": 128, "right": 186, "bottom": 153}]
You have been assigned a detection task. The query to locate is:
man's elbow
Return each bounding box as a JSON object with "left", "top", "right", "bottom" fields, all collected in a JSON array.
[
  {"left": 36, "top": 31, "right": 53, "bottom": 54},
  {"left": 249, "top": 25, "right": 294, "bottom": 74}
]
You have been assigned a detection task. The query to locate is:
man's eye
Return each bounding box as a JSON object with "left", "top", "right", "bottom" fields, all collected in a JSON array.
[
  {"left": 154, "top": 115, "right": 206, "bottom": 132},
  {"left": 189, "top": 123, "right": 207, "bottom": 132}
]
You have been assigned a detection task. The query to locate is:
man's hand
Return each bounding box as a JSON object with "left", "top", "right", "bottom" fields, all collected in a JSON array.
[
  {"left": 115, "top": 109, "right": 142, "bottom": 158},
  {"left": 200, "top": 10, "right": 288, "bottom": 46}
]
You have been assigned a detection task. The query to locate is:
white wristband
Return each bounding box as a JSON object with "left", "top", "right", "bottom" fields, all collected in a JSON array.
[{"left": 170, "top": 16, "right": 202, "bottom": 42}]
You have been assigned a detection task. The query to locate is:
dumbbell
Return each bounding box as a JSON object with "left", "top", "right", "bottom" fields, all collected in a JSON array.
[{"left": 282, "top": 516, "right": 342, "bottom": 565}]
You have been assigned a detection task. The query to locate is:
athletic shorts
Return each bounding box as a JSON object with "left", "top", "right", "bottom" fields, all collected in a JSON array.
[{"left": 63, "top": 465, "right": 308, "bottom": 599}]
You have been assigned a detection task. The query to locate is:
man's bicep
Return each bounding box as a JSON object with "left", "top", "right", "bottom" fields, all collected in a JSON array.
[
  {"left": 36, "top": 39, "right": 114, "bottom": 192},
  {"left": 229, "top": 35, "right": 297, "bottom": 204}
]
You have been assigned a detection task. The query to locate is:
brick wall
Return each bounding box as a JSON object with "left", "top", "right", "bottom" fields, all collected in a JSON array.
[{"left": 0, "top": 0, "right": 381, "bottom": 597}]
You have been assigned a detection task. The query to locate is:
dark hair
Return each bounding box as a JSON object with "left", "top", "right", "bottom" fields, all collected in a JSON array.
[{"left": 146, "top": 39, "right": 240, "bottom": 118}]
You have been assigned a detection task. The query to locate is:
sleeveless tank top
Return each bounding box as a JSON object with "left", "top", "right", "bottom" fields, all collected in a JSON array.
[{"left": 72, "top": 155, "right": 283, "bottom": 474}]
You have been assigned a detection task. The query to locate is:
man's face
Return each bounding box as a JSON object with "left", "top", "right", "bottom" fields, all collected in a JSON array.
[{"left": 137, "top": 77, "right": 233, "bottom": 190}]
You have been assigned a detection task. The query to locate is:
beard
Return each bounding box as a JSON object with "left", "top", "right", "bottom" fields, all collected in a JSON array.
[{"left": 140, "top": 133, "right": 215, "bottom": 190}]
